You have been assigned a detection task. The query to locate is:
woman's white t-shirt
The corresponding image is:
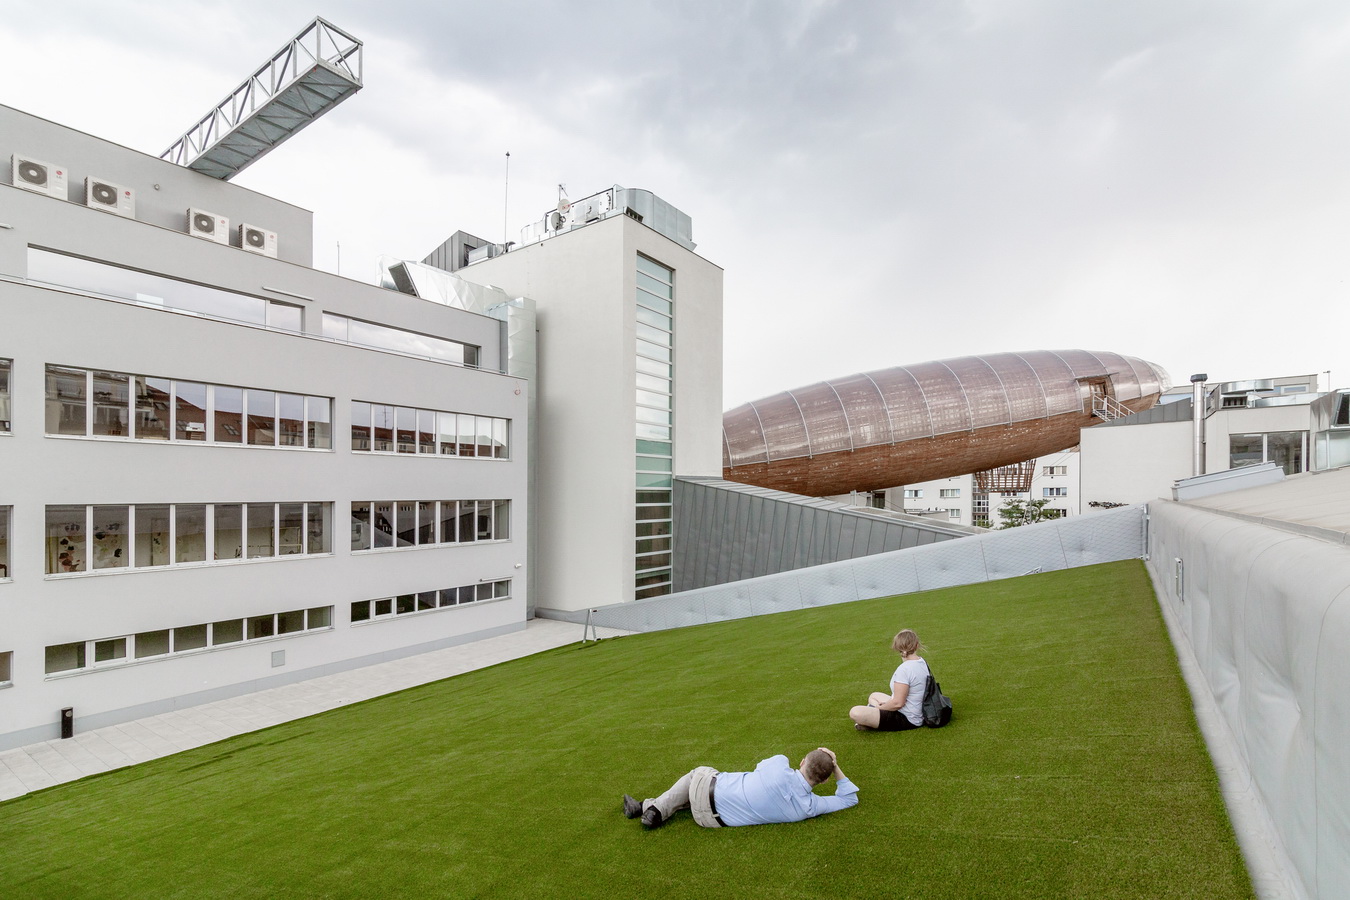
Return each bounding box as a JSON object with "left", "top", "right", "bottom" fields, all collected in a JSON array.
[{"left": 890, "top": 658, "right": 930, "bottom": 726}]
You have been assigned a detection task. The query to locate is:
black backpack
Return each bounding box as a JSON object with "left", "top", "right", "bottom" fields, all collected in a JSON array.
[{"left": 921, "top": 671, "right": 953, "bottom": 728}]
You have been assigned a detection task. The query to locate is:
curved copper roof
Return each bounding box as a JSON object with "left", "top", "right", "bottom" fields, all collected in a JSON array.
[{"left": 723, "top": 350, "right": 1170, "bottom": 468}]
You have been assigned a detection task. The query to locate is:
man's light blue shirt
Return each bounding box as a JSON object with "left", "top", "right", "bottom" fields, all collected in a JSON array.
[{"left": 712, "top": 754, "right": 859, "bottom": 827}]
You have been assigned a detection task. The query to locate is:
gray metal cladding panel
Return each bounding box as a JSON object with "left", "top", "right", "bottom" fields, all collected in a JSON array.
[
  {"left": 950, "top": 356, "right": 1012, "bottom": 427},
  {"left": 870, "top": 366, "right": 935, "bottom": 441},
  {"left": 770, "top": 502, "right": 793, "bottom": 572},
  {"left": 837, "top": 517, "right": 861, "bottom": 560},
  {"left": 748, "top": 496, "right": 773, "bottom": 579},
  {"left": 899, "top": 527, "right": 921, "bottom": 550},
  {"left": 824, "top": 514, "right": 846, "bottom": 562},
  {"left": 979, "top": 523, "right": 1071, "bottom": 579},
  {"left": 866, "top": 521, "right": 889, "bottom": 557},
  {"left": 722, "top": 403, "right": 770, "bottom": 466},
  {"left": 749, "top": 577, "right": 804, "bottom": 617},
  {"left": 986, "top": 353, "right": 1050, "bottom": 422},
  {"left": 851, "top": 552, "right": 922, "bottom": 599},
  {"left": 1060, "top": 508, "right": 1145, "bottom": 567},
  {"left": 912, "top": 539, "right": 991, "bottom": 591},
  {"left": 1017, "top": 350, "right": 1080, "bottom": 415},
  {"left": 882, "top": 528, "right": 905, "bottom": 553},
  {"left": 831, "top": 372, "right": 893, "bottom": 449},
  {"left": 755, "top": 393, "right": 811, "bottom": 463},
  {"left": 701, "top": 585, "right": 753, "bottom": 623},
  {"left": 790, "top": 381, "right": 853, "bottom": 455},
  {"left": 907, "top": 360, "right": 972, "bottom": 435},
  {"left": 796, "top": 564, "right": 861, "bottom": 608}
]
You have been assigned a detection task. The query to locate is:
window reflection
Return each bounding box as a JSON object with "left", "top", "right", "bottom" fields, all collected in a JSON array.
[
  {"left": 46, "top": 366, "right": 87, "bottom": 435},
  {"left": 214, "top": 387, "right": 243, "bottom": 444},
  {"left": 27, "top": 248, "right": 301, "bottom": 331},
  {"left": 135, "top": 377, "right": 171, "bottom": 440},
  {"left": 324, "top": 313, "right": 480, "bottom": 368},
  {"left": 91, "top": 371, "right": 129, "bottom": 437},
  {"left": 176, "top": 381, "right": 208, "bottom": 440},
  {"left": 0, "top": 359, "right": 9, "bottom": 432}
]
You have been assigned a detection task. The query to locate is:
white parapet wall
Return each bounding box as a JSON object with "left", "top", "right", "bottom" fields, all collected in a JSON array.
[
  {"left": 562, "top": 505, "right": 1146, "bottom": 633},
  {"left": 1147, "top": 499, "right": 1350, "bottom": 900}
]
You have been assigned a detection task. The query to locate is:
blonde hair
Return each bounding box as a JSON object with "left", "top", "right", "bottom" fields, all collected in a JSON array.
[{"left": 892, "top": 629, "right": 923, "bottom": 656}]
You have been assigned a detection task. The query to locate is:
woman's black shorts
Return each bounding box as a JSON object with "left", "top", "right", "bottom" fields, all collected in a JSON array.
[{"left": 876, "top": 709, "right": 921, "bottom": 731}]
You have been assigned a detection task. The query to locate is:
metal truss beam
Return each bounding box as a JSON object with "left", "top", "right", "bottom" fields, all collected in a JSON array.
[{"left": 161, "top": 17, "right": 363, "bottom": 180}]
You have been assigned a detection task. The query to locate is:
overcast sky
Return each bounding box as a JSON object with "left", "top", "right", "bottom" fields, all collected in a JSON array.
[{"left": 5, "top": 1, "right": 1350, "bottom": 406}]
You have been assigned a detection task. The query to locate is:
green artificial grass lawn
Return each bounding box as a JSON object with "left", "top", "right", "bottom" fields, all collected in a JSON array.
[{"left": 0, "top": 560, "right": 1252, "bottom": 899}]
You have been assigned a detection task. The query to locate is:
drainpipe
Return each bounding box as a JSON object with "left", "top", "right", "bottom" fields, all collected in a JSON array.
[{"left": 1191, "top": 373, "right": 1208, "bottom": 476}]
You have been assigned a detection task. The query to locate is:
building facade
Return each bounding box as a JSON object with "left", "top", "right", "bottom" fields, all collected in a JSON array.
[
  {"left": 0, "top": 105, "right": 528, "bottom": 749},
  {"left": 448, "top": 190, "right": 724, "bottom": 611},
  {"left": 1080, "top": 375, "right": 1322, "bottom": 507}
]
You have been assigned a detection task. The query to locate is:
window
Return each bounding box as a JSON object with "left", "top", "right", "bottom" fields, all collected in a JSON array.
[
  {"left": 1043, "top": 465, "right": 1068, "bottom": 476},
  {"left": 1230, "top": 432, "right": 1308, "bottom": 476},
  {"left": 948, "top": 509, "right": 961, "bottom": 518},
  {"left": 351, "top": 580, "right": 512, "bottom": 623},
  {"left": 46, "top": 503, "right": 331, "bottom": 574},
  {"left": 1043, "top": 508, "right": 1067, "bottom": 519},
  {"left": 351, "top": 401, "right": 510, "bottom": 460},
  {"left": 43, "top": 607, "right": 333, "bottom": 676},
  {"left": 0, "top": 650, "right": 10, "bottom": 684},
  {"left": 903, "top": 489, "right": 923, "bottom": 499},
  {"left": 350, "top": 500, "right": 510, "bottom": 551},
  {"left": 1043, "top": 487, "right": 1069, "bottom": 497},
  {"left": 323, "top": 314, "right": 480, "bottom": 368},
  {"left": 635, "top": 254, "right": 674, "bottom": 601},
  {"left": 44, "top": 366, "right": 331, "bottom": 449},
  {"left": 939, "top": 488, "right": 960, "bottom": 498},
  {"left": 0, "top": 358, "right": 11, "bottom": 432},
  {"left": 27, "top": 248, "right": 301, "bottom": 331},
  {"left": 0, "top": 506, "right": 9, "bottom": 579}
]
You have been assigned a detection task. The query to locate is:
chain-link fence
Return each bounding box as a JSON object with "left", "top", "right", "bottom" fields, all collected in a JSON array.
[{"left": 576, "top": 505, "right": 1146, "bottom": 634}]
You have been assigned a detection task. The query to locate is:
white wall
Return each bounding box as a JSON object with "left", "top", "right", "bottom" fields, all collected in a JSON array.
[
  {"left": 458, "top": 214, "right": 722, "bottom": 611},
  {"left": 1081, "top": 419, "right": 1194, "bottom": 506},
  {"left": 1148, "top": 497, "right": 1350, "bottom": 899}
]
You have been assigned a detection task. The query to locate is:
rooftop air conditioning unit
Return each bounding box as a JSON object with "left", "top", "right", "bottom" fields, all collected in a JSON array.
[
  {"left": 11, "top": 154, "right": 68, "bottom": 199},
  {"left": 85, "top": 177, "right": 135, "bottom": 217},
  {"left": 187, "top": 208, "right": 229, "bottom": 244},
  {"left": 239, "top": 223, "right": 277, "bottom": 258}
]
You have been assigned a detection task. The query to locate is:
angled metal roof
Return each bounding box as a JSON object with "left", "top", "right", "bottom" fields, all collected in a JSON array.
[{"left": 161, "top": 17, "right": 362, "bottom": 180}]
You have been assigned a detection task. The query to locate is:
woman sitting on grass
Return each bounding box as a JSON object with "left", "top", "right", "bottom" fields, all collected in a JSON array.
[{"left": 850, "top": 629, "right": 928, "bottom": 731}]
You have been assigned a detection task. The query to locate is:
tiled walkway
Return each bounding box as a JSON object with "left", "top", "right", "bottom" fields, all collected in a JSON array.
[{"left": 0, "top": 618, "right": 626, "bottom": 802}]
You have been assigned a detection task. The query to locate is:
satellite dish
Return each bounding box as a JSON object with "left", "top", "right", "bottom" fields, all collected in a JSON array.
[{"left": 548, "top": 211, "right": 564, "bottom": 230}]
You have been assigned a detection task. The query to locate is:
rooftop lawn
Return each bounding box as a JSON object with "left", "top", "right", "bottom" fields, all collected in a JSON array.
[{"left": 0, "top": 560, "right": 1252, "bottom": 899}]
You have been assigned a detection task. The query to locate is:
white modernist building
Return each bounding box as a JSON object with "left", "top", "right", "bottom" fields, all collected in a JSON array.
[
  {"left": 436, "top": 188, "right": 724, "bottom": 611},
  {"left": 1080, "top": 374, "right": 1324, "bottom": 507},
  {"left": 0, "top": 105, "right": 529, "bottom": 749}
]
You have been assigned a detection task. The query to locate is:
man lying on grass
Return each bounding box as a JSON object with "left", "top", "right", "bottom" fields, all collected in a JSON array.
[{"left": 623, "top": 747, "right": 857, "bottom": 829}]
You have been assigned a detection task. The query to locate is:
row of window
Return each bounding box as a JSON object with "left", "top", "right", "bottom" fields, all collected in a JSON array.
[
  {"left": 0, "top": 506, "right": 8, "bottom": 580},
  {"left": 1230, "top": 431, "right": 1308, "bottom": 476},
  {"left": 1043, "top": 488, "right": 1069, "bottom": 497},
  {"left": 351, "top": 579, "right": 513, "bottom": 623},
  {"left": 44, "top": 606, "right": 334, "bottom": 675},
  {"left": 45, "top": 503, "right": 331, "bottom": 575},
  {"left": 323, "top": 314, "right": 480, "bottom": 369},
  {"left": 1043, "top": 465, "right": 1069, "bottom": 476},
  {"left": 352, "top": 402, "right": 508, "bottom": 458},
  {"left": 634, "top": 255, "right": 675, "bottom": 601},
  {"left": 26, "top": 249, "right": 489, "bottom": 375},
  {"left": 351, "top": 500, "right": 510, "bottom": 550},
  {"left": 29, "top": 248, "right": 303, "bottom": 332},
  {"left": 45, "top": 365, "right": 333, "bottom": 448}
]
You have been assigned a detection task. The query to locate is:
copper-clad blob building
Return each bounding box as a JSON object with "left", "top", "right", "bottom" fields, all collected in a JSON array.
[{"left": 722, "top": 350, "right": 1170, "bottom": 496}]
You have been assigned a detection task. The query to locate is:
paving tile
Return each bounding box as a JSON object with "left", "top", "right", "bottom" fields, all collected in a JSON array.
[{"left": 70, "top": 733, "right": 134, "bottom": 769}]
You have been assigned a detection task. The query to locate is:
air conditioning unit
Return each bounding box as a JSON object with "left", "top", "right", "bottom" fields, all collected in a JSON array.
[
  {"left": 239, "top": 223, "right": 278, "bottom": 258},
  {"left": 187, "top": 208, "right": 229, "bottom": 244},
  {"left": 85, "top": 177, "right": 135, "bottom": 217},
  {"left": 11, "top": 154, "right": 68, "bottom": 199}
]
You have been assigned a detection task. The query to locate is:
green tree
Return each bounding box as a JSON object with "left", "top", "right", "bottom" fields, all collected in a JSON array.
[{"left": 996, "top": 496, "right": 1054, "bottom": 529}]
